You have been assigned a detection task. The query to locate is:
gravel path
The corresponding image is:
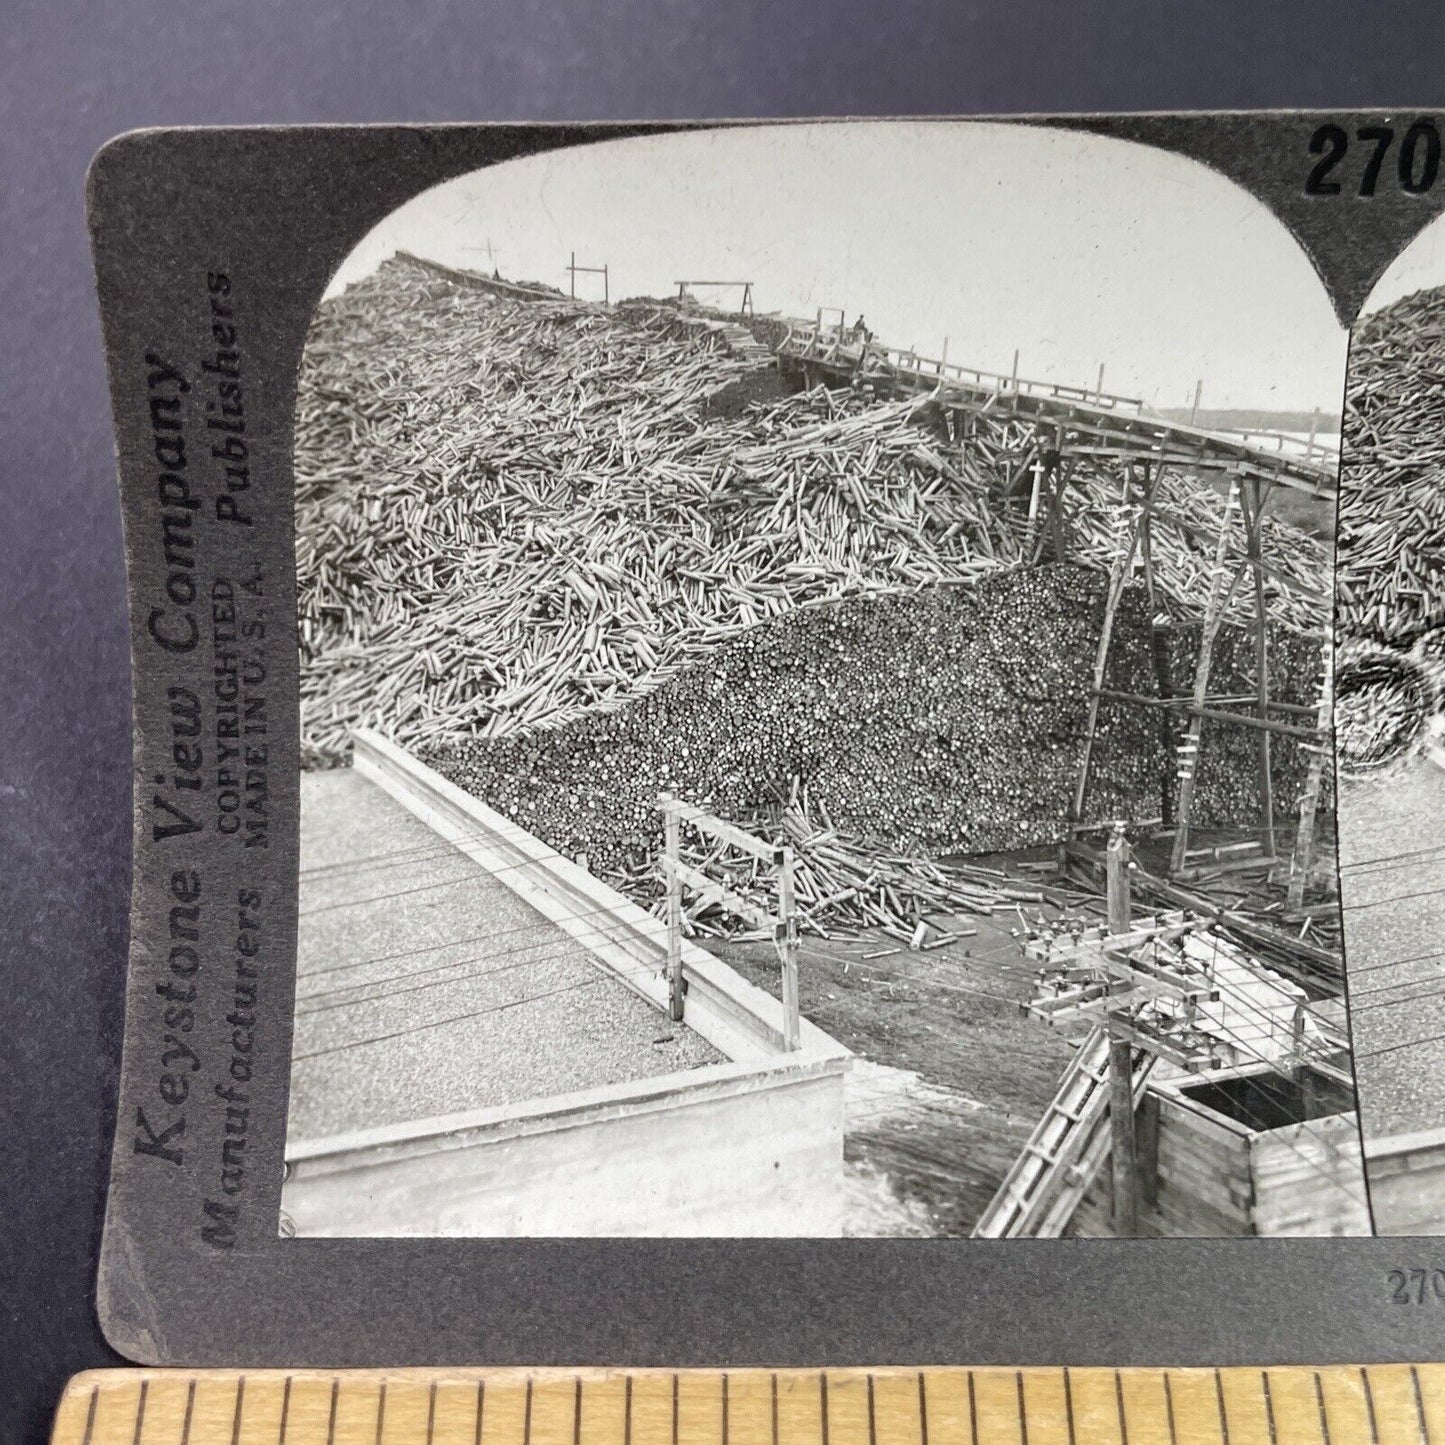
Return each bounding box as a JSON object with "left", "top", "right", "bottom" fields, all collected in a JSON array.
[
  {"left": 1340, "top": 758, "right": 1445, "bottom": 1144},
  {"left": 289, "top": 768, "right": 723, "bottom": 1141}
]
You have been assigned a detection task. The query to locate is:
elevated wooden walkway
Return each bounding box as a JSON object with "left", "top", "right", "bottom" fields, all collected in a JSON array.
[{"left": 776, "top": 324, "right": 1337, "bottom": 498}]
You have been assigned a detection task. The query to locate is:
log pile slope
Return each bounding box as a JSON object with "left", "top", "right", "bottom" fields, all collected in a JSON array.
[
  {"left": 295, "top": 255, "right": 1329, "bottom": 770},
  {"left": 1338, "top": 285, "right": 1445, "bottom": 643},
  {"left": 424, "top": 567, "right": 1164, "bottom": 875},
  {"left": 1334, "top": 285, "right": 1445, "bottom": 770}
]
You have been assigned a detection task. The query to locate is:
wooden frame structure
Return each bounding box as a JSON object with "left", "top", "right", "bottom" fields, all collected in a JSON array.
[
  {"left": 674, "top": 280, "right": 754, "bottom": 316},
  {"left": 776, "top": 320, "right": 1339, "bottom": 891},
  {"left": 658, "top": 794, "right": 801, "bottom": 1050},
  {"left": 566, "top": 251, "right": 609, "bottom": 305}
]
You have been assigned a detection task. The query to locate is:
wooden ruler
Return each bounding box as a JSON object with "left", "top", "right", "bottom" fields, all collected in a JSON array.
[{"left": 49, "top": 1366, "right": 1445, "bottom": 1445}]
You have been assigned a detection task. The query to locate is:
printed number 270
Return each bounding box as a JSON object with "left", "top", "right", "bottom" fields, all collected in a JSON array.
[
  {"left": 1390, "top": 1268, "right": 1445, "bottom": 1304},
  {"left": 1308, "top": 122, "right": 1441, "bottom": 197}
]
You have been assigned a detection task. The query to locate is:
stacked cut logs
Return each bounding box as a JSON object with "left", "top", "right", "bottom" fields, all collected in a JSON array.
[
  {"left": 1158, "top": 619, "right": 1329, "bottom": 823},
  {"left": 1338, "top": 285, "right": 1445, "bottom": 644},
  {"left": 1333, "top": 286, "right": 1445, "bottom": 770},
  {"left": 423, "top": 568, "right": 1168, "bottom": 892},
  {"left": 295, "top": 255, "right": 1329, "bottom": 769}
]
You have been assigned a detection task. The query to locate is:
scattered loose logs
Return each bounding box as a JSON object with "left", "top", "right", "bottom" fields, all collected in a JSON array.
[
  {"left": 1338, "top": 286, "right": 1445, "bottom": 644},
  {"left": 294, "top": 255, "right": 1329, "bottom": 769}
]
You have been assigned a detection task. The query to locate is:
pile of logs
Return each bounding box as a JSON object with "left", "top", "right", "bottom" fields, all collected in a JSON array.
[
  {"left": 636, "top": 787, "right": 1056, "bottom": 944},
  {"left": 424, "top": 568, "right": 1170, "bottom": 887},
  {"left": 294, "top": 255, "right": 1330, "bottom": 767},
  {"left": 1338, "top": 285, "right": 1445, "bottom": 642},
  {"left": 1334, "top": 637, "right": 1436, "bottom": 770},
  {"left": 1157, "top": 619, "right": 1327, "bottom": 821}
]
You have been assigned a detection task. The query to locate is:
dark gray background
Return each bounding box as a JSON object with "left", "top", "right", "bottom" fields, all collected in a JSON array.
[{"left": 4, "top": 2, "right": 1444, "bottom": 1442}]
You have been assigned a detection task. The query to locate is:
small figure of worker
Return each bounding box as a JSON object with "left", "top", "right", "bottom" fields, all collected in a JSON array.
[{"left": 851, "top": 313, "right": 872, "bottom": 343}]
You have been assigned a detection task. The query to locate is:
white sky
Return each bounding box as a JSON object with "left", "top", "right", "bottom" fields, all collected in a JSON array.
[
  {"left": 1363, "top": 208, "right": 1445, "bottom": 313},
  {"left": 327, "top": 121, "right": 1347, "bottom": 414}
]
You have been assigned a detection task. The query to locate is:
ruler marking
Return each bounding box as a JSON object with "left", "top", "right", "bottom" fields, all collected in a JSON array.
[
  {"left": 132, "top": 1379, "right": 149, "bottom": 1445},
  {"left": 81, "top": 1384, "right": 98, "bottom": 1445},
  {"left": 232, "top": 1377, "right": 247, "bottom": 1445},
  {"left": 55, "top": 1367, "right": 1445, "bottom": 1445},
  {"left": 1364, "top": 1370, "right": 1382, "bottom": 1445}
]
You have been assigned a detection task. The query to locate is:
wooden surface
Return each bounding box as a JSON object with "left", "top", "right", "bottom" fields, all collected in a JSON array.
[{"left": 49, "top": 1366, "right": 1442, "bottom": 1445}]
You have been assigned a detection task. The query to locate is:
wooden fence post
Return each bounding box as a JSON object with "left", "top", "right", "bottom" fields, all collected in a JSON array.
[
  {"left": 1107, "top": 824, "right": 1139, "bottom": 1236},
  {"left": 777, "top": 845, "right": 800, "bottom": 1051},
  {"left": 663, "top": 801, "right": 684, "bottom": 1022}
]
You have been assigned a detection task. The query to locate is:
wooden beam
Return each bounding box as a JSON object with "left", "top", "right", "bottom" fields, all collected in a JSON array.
[
  {"left": 1094, "top": 690, "right": 1324, "bottom": 740},
  {"left": 1288, "top": 640, "right": 1334, "bottom": 912},
  {"left": 659, "top": 794, "right": 777, "bottom": 861},
  {"left": 1242, "top": 479, "right": 1276, "bottom": 855},
  {"left": 663, "top": 805, "right": 684, "bottom": 1021},
  {"left": 1170, "top": 509, "right": 1250, "bottom": 876}
]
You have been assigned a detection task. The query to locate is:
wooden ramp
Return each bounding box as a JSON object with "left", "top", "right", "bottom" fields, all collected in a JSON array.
[{"left": 971, "top": 1026, "right": 1157, "bottom": 1238}]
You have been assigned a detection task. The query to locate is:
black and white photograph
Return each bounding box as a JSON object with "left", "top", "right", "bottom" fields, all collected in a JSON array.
[
  {"left": 279, "top": 121, "right": 1365, "bottom": 1240},
  {"left": 1335, "top": 204, "right": 1445, "bottom": 1235}
]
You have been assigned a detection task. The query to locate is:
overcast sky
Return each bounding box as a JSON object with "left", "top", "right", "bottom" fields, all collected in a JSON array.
[
  {"left": 327, "top": 121, "right": 1348, "bottom": 414},
  {"left": 1363, "top": 208, "right": 1445, "bottom": 314}
]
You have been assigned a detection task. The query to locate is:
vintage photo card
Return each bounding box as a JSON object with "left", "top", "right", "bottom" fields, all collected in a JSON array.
[
  {"left": 1336, "top": 203, "right": 1445, "bottom": 1236},
  {"left": 88, "top": 115, "right": 1445, "bottom": 1365}
]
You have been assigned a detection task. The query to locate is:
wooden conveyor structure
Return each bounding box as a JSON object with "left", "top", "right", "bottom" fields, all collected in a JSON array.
[{"left": 778, "top": 322, "right": 1340, "bottom": 895}]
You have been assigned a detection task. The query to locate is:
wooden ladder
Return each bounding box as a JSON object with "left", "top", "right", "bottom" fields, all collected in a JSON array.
[{"left": 971, "top": 1025, "right": 1157, "bottom": 1238}]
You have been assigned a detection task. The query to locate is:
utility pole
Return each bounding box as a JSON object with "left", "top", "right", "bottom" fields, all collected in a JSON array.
[
  {"left": 1106, "top": 823, "right": 1140, "bottom": 1236},
  {"left": 566, "top": 252, "right": 609, "bottom": 304}
]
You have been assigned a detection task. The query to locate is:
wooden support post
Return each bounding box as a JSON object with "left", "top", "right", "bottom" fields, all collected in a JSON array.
[
  {"left": 1106, "top": 824, "right": 1139, "bottom": 1236},
  {"left": 664, "top": 805, "right": 684, "bottom": 1022},
  {"left": 1242, "top": 479, "right": 1276, "bottom": 856},
  {"left": 569, "top": 251, "right": 576, "bottom": 299},
  {"left": 1050, "top": 455, "right": 1072, "bottom": 563},
  {"left": 1107, "top": 825, "right": 1131, "bottom": 933},
  {"left": 1108, "top": 1036, "right": 1139, "bottom": 1235},
  {"left": 1189, "top": 379, "right": 1202, "bottom": 427},
  {"left": 1288, "top": 636, "right": 1333, "bottom": 911},
  {"left": 1169, "top": 485, "right": 1247, "bottom": 875},
  {"left": 1070, "top": 504, "right": 1145, "bottom": 829},
  {"left": 776, "top": 845, "right": 801, "bottom": 1051},
  {"left": 1025, "top": 458, "right": 1044, "bottom": 558}
]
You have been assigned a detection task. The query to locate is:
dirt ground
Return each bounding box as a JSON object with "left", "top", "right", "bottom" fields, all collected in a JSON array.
[{"left": 703, "top": 887, "right": 1079, "bottom": 1237}]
